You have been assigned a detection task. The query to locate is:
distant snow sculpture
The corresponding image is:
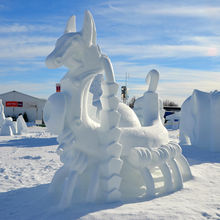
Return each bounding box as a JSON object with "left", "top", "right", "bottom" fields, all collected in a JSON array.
[
  {"left": 165, "top": 112, "right": 180, "bottom": 130},
  {"left": 133, "top": 70, "right": 165, "bottom": 125},
  {"left": 0, "top": 100, "right": 14, "bottom": 136},
  {"left": 180, "top": 89, "right": 220, "bottom": 152},
  {"left": 1, "top": 118, "right": 14, "bottom": 136},
  {"left": 0, "top": 100, "right": 5, "bottom": 128},
  {"left": 44, "top": 11, "right": 192, "bottom": 209},
  {"left": 17, "top": 115, "right": 28, "bottom": 134},
  {"left": 0, "top": 99, "right": 28, "bottom": 136}
]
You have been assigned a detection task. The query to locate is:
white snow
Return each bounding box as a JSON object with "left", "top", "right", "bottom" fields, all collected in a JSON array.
[
  {"left": 0, "top": 126, "right": 219, "bottom": 219},
  {"left": 1, "top": 10, "right": 218, "bottom": 220},
  {"left": 180, "top": 89, "right": 220, "bottom": 152},
  {"left": 117, "top": 102, "right": 141, "bottom": 127}
]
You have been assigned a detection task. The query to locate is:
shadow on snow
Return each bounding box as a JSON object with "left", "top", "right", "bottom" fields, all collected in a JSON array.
[
  {"left": 0, "top": 137, "right": 58, "bottom": 148},
  {"left": 0, "top": 183, "right": 187, "bottom": 220},
  {"left": 181, "top": 144, "right": 220, "bottom": 165},
  {"left": 0, "top": 184, "right": 122, "bottom": 220}
]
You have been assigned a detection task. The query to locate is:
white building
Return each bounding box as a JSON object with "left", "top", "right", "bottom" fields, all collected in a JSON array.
[{"left": 0, "top": 91, "right": 46, "bottom": 122}]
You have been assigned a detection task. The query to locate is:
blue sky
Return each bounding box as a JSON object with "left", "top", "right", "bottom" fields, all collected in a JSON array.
[{"left": 0, "top": 0, "right": 219, "bottom": 105}]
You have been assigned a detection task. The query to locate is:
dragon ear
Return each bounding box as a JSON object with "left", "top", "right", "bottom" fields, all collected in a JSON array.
[
  {"left": 64, "top": 15, "right": 76, "bottom": 33},
  {"left": 91, "top": 13, "right": 96, "bottom": 45},
  {"left": 82, "top": 10, "right": 94, "bottom": 46}
]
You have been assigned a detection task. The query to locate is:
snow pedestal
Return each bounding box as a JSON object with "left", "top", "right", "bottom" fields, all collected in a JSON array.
[
  {"left": 44, "top": 10, "right": 192, "bottom": 209},
  {"left": 180, "top": 89, "right": 220, "bottom": 152}
]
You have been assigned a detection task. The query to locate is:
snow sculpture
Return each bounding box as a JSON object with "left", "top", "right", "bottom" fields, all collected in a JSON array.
[
  {"left": 0, "top": 99, "right": 28, "bottom": 136},
  {"left": 17, "top": 115, "right": 28, "bottom": 134},
  {"left": 133, "top": 70, "right": 165, "bottom": 125},
  {"left": 165, "top": 112, "right": 181, "bottom": 130},
  {"left": 0, "top": 100, "right": 14, "bottom": 136},
  {"left": 44, "top": 11, "right": 192, "bottom": 208},
  {"left": 143, "top": 69, "right": 161, "bottom": 126},
  {"left": 180, "top": 89, "right": 220, "bottom": 152},
  {"left": 0, "top": 118, "right": 14, "bottom": 136},
  {"left": 0, "top": 100, "right": 5, "bottom": 129}
]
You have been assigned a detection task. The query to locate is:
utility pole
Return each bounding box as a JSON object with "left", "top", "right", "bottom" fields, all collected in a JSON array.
[{"left": 121, "top": 72, "right": 129, "bottom": 104}]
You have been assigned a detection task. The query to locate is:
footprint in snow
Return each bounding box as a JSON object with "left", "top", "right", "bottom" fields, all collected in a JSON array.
[
  {"left": 0, "top": 168, "right": 5, "bottom": 173},
  {"left": 19, "top": 156, "right": 41, "bottom": 160}
]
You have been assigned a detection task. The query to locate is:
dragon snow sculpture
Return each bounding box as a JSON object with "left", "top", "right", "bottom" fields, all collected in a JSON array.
[{"left": 44, "top": 11, "right": 192, "bottom": 209}]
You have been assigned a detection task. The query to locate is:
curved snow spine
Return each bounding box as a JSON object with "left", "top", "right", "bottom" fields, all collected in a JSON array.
[
  {"left": 126, "top": 142, "right": 189, "bottom": 198},
  {"left": 100, "top": 56, "right": 123, "bottom": 202}
]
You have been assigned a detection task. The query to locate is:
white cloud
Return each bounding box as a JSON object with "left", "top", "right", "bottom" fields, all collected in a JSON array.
[
  {"left": 0, "top": 81, "right": 56, "bottom": 99},
  {"left": 112, "top": 61, "right": 220, "bottom": 105},
  {"left": 0, "top": 0, "right": 219, "bottom": 105},
  {"left": 136, "top": 6, "right": 220, "bottom": 19},
  {"left": 0, "top": 36, "right": 57, "bottom": 46},
  {"left": 0, "top": 44, "right": 53, "bottom": 59},
  {"left": 0, "top": 36, "right": 55, "bottom": 59},
  {"left": 0, "top": 23, "right": 63, "bottom": 33},
  {"left": 97, "top": 2, "right": 220, "bottom": 20},
  {"left": 126, "top": 78, "right": 220, "bottom": 105},
  {"left": 102, "top": 43, "right": 220, "bottom": 59}
]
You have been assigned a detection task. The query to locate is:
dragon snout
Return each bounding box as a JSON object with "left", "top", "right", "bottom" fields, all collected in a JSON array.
[{"left": 45, "top": 53, "right": 63, "bottom": 69}]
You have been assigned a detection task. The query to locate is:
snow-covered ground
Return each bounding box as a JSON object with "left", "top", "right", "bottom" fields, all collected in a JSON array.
[{"left": 0, "top": 127, "right": 219, "bottom": 220}]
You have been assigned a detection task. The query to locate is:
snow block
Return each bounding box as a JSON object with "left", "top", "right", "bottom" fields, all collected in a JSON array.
[
  {"left": 100, "top": 95, "right": 118, "bottom": 110},
  {"left": 106, "top": 188, "right": 121, "bottom": 202},
  {"left": 101, "top": 82, "right": 119, "bottom": 96},
  {"left": 101, "top": 158, "right": 123, "bottom": 178},
  {"left": 99, "top": 127, "right": 121, "bottom": 145},
  {"left": 101, "top": 175, "right": 121, "bottom": 192},
  {"left": 100, "top": 110, "right": 120, "bottom": 130},
  {"left": 180, "top": 89, "right": 220, "bottom": 152},
  {"left": 106, "top": 142, "right": 122, "bottom": 158}
]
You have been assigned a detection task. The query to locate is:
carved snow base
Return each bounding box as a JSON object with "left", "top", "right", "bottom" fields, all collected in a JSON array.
[
  {"left": 49, "top": 142, "right": 192, "bottom": 206},
  {"left": 123, "top": 142, "right": 192, "bottom": 199}
]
